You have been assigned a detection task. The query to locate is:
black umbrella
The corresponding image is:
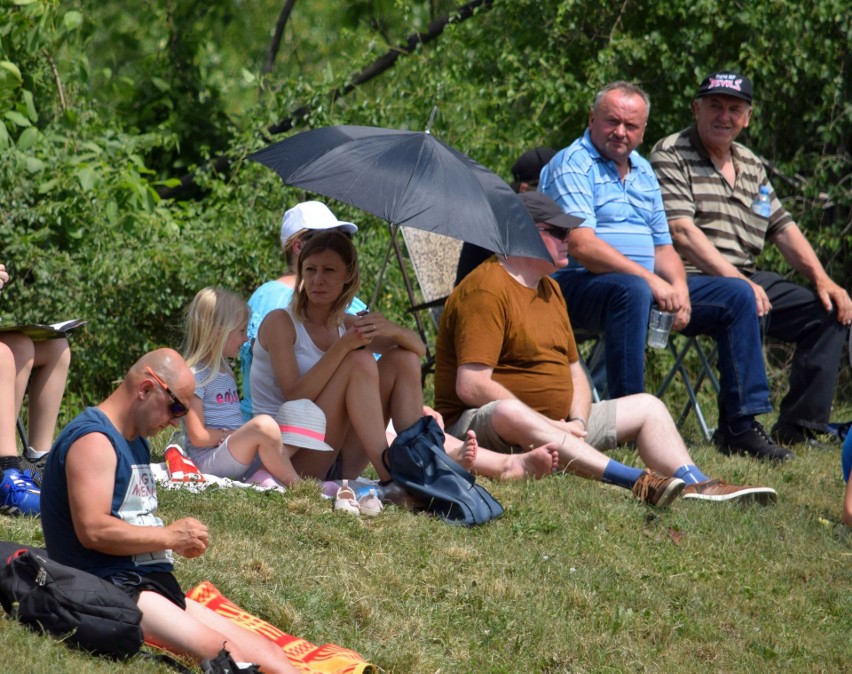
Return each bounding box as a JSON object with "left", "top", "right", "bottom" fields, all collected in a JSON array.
[{"left": 247, "top": 124, "right": 551, "bottom": 263}]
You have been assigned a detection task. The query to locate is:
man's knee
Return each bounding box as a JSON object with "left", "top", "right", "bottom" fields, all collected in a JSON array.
[
  {"left": 618, "top": 392, "right": 670, "bottom": 420},
  {"left": 610, "top": 274, "right": 654, "bottom": 304}
]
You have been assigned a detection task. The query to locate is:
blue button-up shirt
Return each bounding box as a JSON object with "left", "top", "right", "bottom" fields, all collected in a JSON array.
[{"left": 539, "top": 130, "right": 669, "bottom": 272}]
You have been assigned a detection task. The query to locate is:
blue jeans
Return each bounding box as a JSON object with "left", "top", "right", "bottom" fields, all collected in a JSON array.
[{"left": 553, "top": 269, "right": 771, "bottom": 422}]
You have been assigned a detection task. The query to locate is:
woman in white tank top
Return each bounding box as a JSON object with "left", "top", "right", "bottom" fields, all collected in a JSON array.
[{"left": 252, "top": 231, "right": 426, "bottom": 481}]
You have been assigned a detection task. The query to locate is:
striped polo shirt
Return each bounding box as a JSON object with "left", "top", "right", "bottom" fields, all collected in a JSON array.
[{"left": 650, "top": 126, "right": 793, "bottom": 272}]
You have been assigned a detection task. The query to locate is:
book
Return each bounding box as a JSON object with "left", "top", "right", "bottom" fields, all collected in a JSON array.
[{"left": 0, "top": 318, "right": 87, "bottom": 341}]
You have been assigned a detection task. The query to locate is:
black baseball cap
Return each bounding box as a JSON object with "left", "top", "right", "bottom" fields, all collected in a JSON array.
[
  {"left": 695, "top": 71, "right": 752, "bottom": 104},
  {"left": 511, "top": 147, "right": 557, "bottom": 185},
  {"left": 518, "top": 192, "right": 584, "bottom": 230}
]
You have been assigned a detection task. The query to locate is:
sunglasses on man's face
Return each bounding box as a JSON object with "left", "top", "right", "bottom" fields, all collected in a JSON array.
[
  {"left": 537, "top": 225, "right": 571, "bottom": 243},
  {"left": 145, "top": 367, "right": 189, "bottom": 418}
]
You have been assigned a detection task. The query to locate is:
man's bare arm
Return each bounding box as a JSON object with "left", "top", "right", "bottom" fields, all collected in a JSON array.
[
  {"left": 66, "top": 434, "right": 209, "bottom": 559},
  {"left": 455, "top": 363, "right": 517, "bottom": 408},
  {"left": 653, "top": 244, "right": 691, "bottom": 328},
  {"left": 772, "top": 224, "right": 852, "bottom": 324}
]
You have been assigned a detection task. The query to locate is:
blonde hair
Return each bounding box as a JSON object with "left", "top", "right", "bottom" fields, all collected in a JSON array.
[
  {"left": 290, "top": 231, "right": 360, "bottom": 328},
  {"left": 182, "top": 287, "right": 249, "bottom": 388},
  {"left": 282, "top": 229, "right": 307, "bottom": 268}
]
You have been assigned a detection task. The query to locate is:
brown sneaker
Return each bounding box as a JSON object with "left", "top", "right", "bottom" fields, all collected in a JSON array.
[
  {"left": 683, "top": 479, "right": 777, "bottom": 505},
  {"left": 631, "top": 470, "right": 685, "bottom": 507}
]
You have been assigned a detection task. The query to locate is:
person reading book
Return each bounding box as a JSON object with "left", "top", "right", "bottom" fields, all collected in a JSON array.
[{"left": 0, "top": 263, "right": 72, "bottom": 516}]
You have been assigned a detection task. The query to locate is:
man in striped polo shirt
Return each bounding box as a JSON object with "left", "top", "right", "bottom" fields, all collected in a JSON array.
[
  {"left": 540, "top": 81, "right": 790, "bottom": 462},
  {"left": 651, "top": 70, "right": 851, "bottom": 448}
]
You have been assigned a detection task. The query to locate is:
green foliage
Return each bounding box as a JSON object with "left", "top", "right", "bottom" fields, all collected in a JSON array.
[{"left": 0, "top": 0, "right": 849, "bottom": 413}]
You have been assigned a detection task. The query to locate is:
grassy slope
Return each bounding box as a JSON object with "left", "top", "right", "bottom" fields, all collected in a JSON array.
[{"left": 0, "top": 427, "right": 850, "bottom": 673}]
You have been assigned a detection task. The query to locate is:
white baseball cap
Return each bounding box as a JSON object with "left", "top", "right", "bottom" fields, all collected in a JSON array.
[
  {"left": 280, "top": 201, "right": 358, "bottom": 246},
  {"left": 275, "top": 399, "right": 335, "bottom": 452}
]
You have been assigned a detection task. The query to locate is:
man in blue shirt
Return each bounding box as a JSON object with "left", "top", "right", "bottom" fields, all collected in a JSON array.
[
  {"left": 41, "top": 349, "right": 299, "bottom": 673},
  {"left": 540, "top": 81, "right": 790, "bottom": 461}
]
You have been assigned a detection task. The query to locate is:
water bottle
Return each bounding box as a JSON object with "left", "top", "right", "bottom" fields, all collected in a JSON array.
[{"left": 751, "top": 184, "right": 771, "bottom": 218}]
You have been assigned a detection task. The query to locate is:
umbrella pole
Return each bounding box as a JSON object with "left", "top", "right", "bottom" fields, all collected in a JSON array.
[{"left": 368, "top": 224, "right": 397, "bottom": 310}]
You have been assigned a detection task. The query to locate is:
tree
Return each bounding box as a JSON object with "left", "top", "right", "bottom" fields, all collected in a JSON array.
[{"left": 1, "top": 0, "right": 848, "bottom": 411}]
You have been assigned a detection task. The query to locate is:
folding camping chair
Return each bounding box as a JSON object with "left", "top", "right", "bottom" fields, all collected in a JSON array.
[
  {"left": 654, "top": 335, "right": 720, "bottom": 442},
  {"left": 393, "top": 227, "right": 462, "bottom": 383}
]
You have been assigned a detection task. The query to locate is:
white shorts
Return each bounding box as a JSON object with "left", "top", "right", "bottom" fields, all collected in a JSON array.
[{"left": 187, "top": 436, "right": 251, "bottom": 480}]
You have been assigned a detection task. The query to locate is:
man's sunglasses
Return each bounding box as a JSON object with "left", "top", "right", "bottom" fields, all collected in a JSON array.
[
  {"left": 537, "top": 225, "right": 571, "bottom": 243},
  {"left": 145, "top": 367, "right": 189, "bottom": 418}
]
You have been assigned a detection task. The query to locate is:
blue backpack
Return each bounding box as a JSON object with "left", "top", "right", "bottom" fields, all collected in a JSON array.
[{"left": 383, "top": 416, "right": 504, "bottom": 526}]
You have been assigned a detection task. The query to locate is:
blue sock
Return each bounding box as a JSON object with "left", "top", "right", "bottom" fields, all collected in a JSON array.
[
  {"left": 673, "top": 464, "right": 710, "bottom": 485},
  {"left": 601, "top": 460, "right": 645, "bottom": 490}
]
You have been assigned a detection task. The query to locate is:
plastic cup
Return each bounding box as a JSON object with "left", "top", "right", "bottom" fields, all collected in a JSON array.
[{"left": 647, "top": 306, "right": 675, "bottom": 349}]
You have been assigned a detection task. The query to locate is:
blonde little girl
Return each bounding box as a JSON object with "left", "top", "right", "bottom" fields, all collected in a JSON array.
[{"left": 182, "top": 287, "right": 331, "bottom": 487}]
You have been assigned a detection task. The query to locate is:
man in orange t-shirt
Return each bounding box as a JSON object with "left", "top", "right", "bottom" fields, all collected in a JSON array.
[{"left": 435, "top": 192, "right": 776, "bottom": 506}]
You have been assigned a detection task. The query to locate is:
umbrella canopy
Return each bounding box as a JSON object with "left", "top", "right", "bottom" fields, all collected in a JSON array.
[{"left": 248, "top": 125, "right": 551, "bottom": 262}]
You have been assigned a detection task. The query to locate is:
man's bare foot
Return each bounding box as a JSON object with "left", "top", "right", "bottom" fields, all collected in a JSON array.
[
  {"left": 446, "top": 430, "right": 477, "bottom": 470},
  {"left": 500, "top": 443, "right": 559, "bottom": 481}
]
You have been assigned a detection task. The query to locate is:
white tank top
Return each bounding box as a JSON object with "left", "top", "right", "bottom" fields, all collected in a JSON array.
[{"left": 250, "top": 308, "right": 345, "bottom": 417}]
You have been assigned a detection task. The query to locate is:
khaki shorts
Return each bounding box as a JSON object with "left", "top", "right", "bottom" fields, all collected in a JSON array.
[{"left": 447, "top": 399, "right": 618, "bottom": 453}]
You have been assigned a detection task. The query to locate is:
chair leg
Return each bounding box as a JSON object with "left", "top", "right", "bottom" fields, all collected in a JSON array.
[
  {"left": 657, "top": 336, "right": 719, "bottom": 443},
  {"left": 16, "top": 416, "right": 28, "bottom": 452}
]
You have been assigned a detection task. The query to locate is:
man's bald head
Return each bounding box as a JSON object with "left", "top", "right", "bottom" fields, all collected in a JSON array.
[{"left": 128, "top": 349, "right": 194, "bottom": 399}]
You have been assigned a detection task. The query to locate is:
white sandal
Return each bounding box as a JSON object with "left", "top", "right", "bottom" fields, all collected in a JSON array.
[{"left": 333, "top": 480, "right": 360, "bottom": 516}]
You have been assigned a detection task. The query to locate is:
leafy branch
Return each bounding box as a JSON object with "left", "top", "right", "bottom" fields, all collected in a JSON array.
[{"left": 156, "top": 0, "right": 494, "bottom": 201}]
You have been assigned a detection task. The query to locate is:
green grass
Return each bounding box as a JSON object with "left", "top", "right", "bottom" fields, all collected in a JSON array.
[{"left": 1, "top": 425, "right": 850, "bottom": 673}]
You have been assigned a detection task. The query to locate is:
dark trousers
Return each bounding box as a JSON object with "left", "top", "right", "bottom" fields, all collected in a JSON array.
[
  {"left": 748, "top": 270, "right": 849, "bottom": 430},
  {"left": 553, "top": 269, "right": 771, "bottom": 422}
]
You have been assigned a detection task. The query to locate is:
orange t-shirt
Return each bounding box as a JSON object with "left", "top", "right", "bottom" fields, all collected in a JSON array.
[{"left": 435, "top": 257, "right": 579, "bottom": 427}]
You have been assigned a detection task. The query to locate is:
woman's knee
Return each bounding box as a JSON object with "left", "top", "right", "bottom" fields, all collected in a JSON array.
[
  {"left": 35, "top": 337, "right": 71, "bottom": 369},
  {"left": 342, "top": 348, "right": 381, "bottom": 375},
  {"left": 0, "top": 332, "right": 35, "bottom": 366},
  {"left": 378, "top": 347, "right": 421, "bottom": 377},
  {"left": 0, "top": 342, "right": 14, "bottom": 369}
]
